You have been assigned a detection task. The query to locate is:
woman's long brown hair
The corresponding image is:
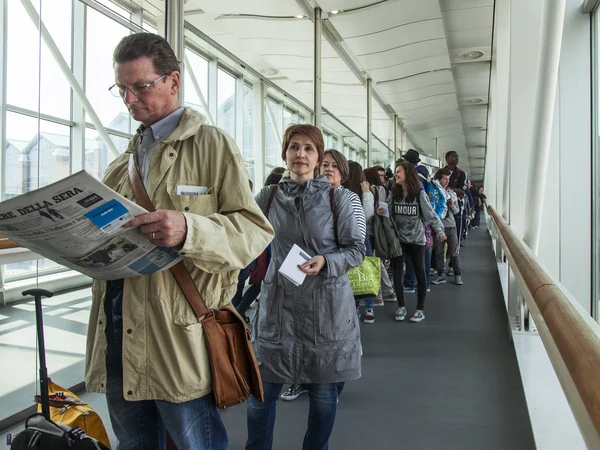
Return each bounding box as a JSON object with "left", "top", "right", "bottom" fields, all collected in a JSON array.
[
  {"left": 343, "top": 161, "right": 365, "bottom": 203},
  {"left": 392, "top": 162, "right": 422, "bottom": 203}
]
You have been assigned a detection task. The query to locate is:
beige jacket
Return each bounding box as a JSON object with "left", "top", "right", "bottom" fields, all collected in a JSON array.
[{"left": 85, "top": 108, "right": 274, "bottom": 402}]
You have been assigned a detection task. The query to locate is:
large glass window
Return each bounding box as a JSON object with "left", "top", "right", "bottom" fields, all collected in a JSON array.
[
  {"left": 85, "top": 129, "right": 130, "bottom": 180},
  {"left": 243, "top": 85, "right": 255, "bottom": 186},
  {"left": 5, "top": 113, "right": 71, "bottom": 194},
  {"left": 85, "top": 8, "right": 132, "bottom": 133},
  {"left": 265, "top": 98, "right": 283, "bottom": 167},
  {"left": 184, "top": 49, "right": 209, "bottom": 118},
  {"left": 6, "top": 0, "right": 72, "bottom": 119},
  {"left": 217, "top": 68, "right": 236, "bottom": 139}
]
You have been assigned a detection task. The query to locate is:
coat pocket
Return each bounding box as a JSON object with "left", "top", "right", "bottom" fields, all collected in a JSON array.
[
  {"left": 166, "top": 183, "right": 216, "bottom": 215},
  {"left": 255, "top": 281, "right": 282, "bottom": 343},
  {"left": 313, "top": 278, "right": 358, "bottom": 345}
]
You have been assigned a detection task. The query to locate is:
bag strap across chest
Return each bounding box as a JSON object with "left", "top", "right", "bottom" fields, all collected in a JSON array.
[{"left": 128, "top": 154, "right": 209, "bottom": 318}]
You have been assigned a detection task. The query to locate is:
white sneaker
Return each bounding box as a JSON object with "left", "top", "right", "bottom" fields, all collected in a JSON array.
[
  {"left": 395, "top": 307, "right": 407, "bottom": 322},
  {"left": 454, "top": 275, "right": 464, "bottom": 285},
  {"left": 373, "top": 297, "right": 384, "bottom": 306},
  {"left": 409, "top": 310, "right": 425, "bottom": 323}
]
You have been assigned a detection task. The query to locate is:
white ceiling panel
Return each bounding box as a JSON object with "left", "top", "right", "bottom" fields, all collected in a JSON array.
[
  {"left": 447, "top": 28, "right": 493, "bottom": 48},
  {"left": 367, "top": 56, "right": 451, "bottom": 83},
  {"left": 384, "top": 82, "right": 456, "bottom": 103},
  {"left": 453, "top": 63, "right": 491, "bottom": 79},
  {"left": 358, "top": 39, "right": 449, "bottom": 71},
  {"left": 184, "top": 0, "right": 493, "bottom": 178},
  {"left": 316, "top": 0, "right": 388, "bottom": 11},
  {"left": 188, "top": 15, "right": 315, "bottom": 40},
  {"left": 443, "top": 7, "right": 494, "bottom": 32},
  {"left": 261, "top": 54, "right": 348, "bottom": 72},
  {"left": 376, "top": 70, "right": 454, "bottom": 94},
  {"left": 328, "top": 0, "right": 441, "bottom": 37},
  {"left": 344, "top": 20, "right": 446, "bottom": 55},
  {"left": 460, "top": 105, "right": 488, "bottom": 120},
  {"left": 390, "top": 93, "right": 458, "bottom": 111},
  {"left": 189, "top": 0, "right": 300, "bottom": 15},
  {"left": 404, "top": 111, "right": 461, "bottom": 126},
  {"left": 225, "top": 37, "right": 339, "bottom": 59},
  {"left": 456, "top": 80, "right": 489, "bottom": 98},
  {"left": 409, "top": 116, "right": 463, "bottom": 127},
  {"left": 441, "top": 0, "right": 494, "bottom": 10},
  {"left": 275, "top": 68, "right": 359, "bottom": 84}
]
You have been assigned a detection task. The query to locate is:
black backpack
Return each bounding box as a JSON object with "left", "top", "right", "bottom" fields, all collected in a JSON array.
[{"left": 10, "top": 414, "right": 108, "bottom": 449}]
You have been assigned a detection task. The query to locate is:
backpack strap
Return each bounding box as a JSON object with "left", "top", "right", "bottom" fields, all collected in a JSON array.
[
  {"left": 265, "top": 185, "right": 278, "bottom": 218},
  {"left": 371, "top": 186, "right": 380, "bottom": 215},
  {"left": 329, "top": 187, "right": 339, "bottom": 246}
]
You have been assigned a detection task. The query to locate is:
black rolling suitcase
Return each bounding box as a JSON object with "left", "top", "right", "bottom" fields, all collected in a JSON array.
[{"left": 10, "top": 289, "right": 109, "bottom": 450}]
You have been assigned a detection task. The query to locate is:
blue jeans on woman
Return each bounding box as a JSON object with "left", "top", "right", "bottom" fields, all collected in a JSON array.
[
  {"left": 246, "top": 382, "right": 338, "bottom": 450},
  {"left": 104, "top": 280, "right": 228, "bottom": 450}
]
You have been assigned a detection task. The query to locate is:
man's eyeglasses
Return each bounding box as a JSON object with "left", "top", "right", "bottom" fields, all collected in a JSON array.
[{"left": 108, "top": 74, "right": 167, "bottom": 98}]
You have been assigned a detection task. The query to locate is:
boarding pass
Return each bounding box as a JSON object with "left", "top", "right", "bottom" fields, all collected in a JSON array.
[{"left": 176, "top": 185, "right": 209, "bottom": 196}]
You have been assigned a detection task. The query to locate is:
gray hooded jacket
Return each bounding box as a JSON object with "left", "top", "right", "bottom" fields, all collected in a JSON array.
[
  {"left": 387, "top": 190, "right": 445, "bottom": 245},
  {"left": 254, "top": 176, "right": 365, "bottom": 384}
]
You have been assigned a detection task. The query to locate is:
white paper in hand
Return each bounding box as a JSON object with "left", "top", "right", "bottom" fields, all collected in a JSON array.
[
  {"left": 378, "top": 201, "right": 389, "bottom": 217},
  {"left": 278, "top": 244, "right": 312, "bottom": 286}
]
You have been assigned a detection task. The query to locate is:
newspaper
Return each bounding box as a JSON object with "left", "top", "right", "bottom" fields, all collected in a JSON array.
[{"left": 0, "top": 170, "right": 183, "bottom": 280}]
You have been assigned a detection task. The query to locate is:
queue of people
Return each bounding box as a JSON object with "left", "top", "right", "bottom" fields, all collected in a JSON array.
[{"left": 87, "top": 31, "right": 488, "bottom": 450}]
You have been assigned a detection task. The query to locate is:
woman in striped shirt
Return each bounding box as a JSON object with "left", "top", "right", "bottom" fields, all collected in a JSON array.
[
  {"left": 321, "top": 150, "right": 368, "bottom": 239},
  {"left": 342, "top": 160, "right": 377, "bottom": 323}
]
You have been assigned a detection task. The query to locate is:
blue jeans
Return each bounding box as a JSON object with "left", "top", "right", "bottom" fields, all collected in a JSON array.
[
  {"left": 104, "top": 280, "right": 228, "bottom": 450},
  {"left": 246, "top": 382, "right": 338, "bottom": 450}
]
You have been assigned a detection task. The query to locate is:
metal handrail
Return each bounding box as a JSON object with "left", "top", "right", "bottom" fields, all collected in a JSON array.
[{"left": 487, "top": 205, "right": 600, "bottom": 448}]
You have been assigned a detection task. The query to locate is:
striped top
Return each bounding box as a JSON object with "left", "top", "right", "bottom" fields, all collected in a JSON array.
[{"left": 339, "top": 187, "right": 366, "bottom": 240}]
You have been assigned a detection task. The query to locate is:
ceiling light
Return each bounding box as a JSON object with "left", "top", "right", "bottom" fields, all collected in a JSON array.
[
  {"left": 461, "top": 97, "right": 485, "bottom": 105},
  {"left": 295, "top": 14, "right": 305, "bottom": 19},
  {"left": 456, "top": 50, "right": 485, "bottom": 61},
  {"left": 259, "top": 68, "right": 279, "bottom": 77},
  {"left": 330, "top": 10, "right": 340, "bottom": 14}
]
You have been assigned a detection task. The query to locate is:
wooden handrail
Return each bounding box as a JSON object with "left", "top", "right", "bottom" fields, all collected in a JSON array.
[
  {"left": 487, "top": 205, "right": 600, "bottom": 447},
  {"left": 0, "top": 236, "right": 20, "bottom": 250}
]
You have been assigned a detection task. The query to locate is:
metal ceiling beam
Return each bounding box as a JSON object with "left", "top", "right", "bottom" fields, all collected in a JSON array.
[
  {"left": 582, "top": 0, "right": 598, "bottom": 13},
  {"left": 314, "top": 7, "right": 323, "bottom": 128}
]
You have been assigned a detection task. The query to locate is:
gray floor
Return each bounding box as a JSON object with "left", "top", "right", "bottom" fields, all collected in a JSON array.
[
  {"left": 219, "top": 225, "right": 536, "bottom": 449},
  {"left": 2, "top": 224, "right": 536, "bottom": 449}
]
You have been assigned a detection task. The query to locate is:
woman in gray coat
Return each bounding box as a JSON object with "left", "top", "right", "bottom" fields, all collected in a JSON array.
[{"left": 246, "top": 124, "right": 365, "bottom": 450}]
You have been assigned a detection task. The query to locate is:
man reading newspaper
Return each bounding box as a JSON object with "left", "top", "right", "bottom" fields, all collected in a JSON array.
[{"left": 85, "top": 33, "right": 274, "bottom": 450}]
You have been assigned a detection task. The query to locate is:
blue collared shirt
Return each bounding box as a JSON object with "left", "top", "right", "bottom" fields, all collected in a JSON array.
[{"left": 136, "top": 106, "right": 185, "bottom": 186}]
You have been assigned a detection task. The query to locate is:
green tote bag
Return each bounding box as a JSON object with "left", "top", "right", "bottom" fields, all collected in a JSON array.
[{"left": 347, "top": 256, "right": 381, "bottom": 296}]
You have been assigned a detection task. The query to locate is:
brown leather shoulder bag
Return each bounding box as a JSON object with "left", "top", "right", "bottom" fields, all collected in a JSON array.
[{"left": 127, "top": 155, "right": 264, "bottom": 408}]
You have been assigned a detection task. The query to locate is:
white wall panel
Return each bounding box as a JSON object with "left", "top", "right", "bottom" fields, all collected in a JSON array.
[
  {"left": 557, "top": 0, "right": 592, "bottom": 311},
  {"left": 509, "top": 0, "right": 543, "bottom": 237}
]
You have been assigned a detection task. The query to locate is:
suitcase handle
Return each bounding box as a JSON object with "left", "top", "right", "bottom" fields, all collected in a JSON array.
[
  {"left": 23, "top": 288, "right": 54, "bottom": 298},
  {"left": 22, "top": 288, "right": 54, "bottom": 420},
  {"left": 34, "top": 394, "right": 85, "bottom": 407}
]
